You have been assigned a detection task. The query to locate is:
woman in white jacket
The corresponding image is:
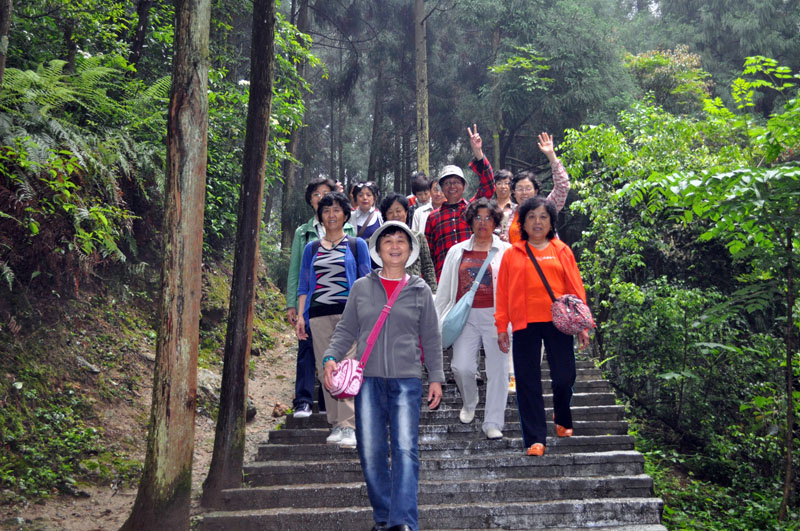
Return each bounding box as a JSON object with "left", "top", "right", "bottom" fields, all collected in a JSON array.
[{"left": 435, "top": 198, "right": 511, "bottom": 439}]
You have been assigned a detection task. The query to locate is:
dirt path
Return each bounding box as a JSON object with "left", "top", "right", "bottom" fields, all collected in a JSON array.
[{"left": 2, "top": 328, "right": 297, "bottom": 531}]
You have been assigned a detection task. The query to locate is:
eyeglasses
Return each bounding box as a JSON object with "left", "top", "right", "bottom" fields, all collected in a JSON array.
[
  {"left": 495, "top": 181, "right": 510, "bottom": 188},
  {"left": 356, "top": 181, "right": 376, "bottom": 188},
  {"left": 311, "top": 192, "right": 325, "bottom": 199},
  {"left": 515, "top": 186, "right": 536, "bottom": 193},
  {"left": 474, "top": 215, "right": 494, "bottom": 223}
]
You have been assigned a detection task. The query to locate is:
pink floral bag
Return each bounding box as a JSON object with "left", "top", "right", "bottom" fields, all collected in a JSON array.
[
  {"left": 525, "top": 244, "right": 595, "bottom": 336},
  {"left": 329, "top": 275, "right": 409, "bottom": 399}
]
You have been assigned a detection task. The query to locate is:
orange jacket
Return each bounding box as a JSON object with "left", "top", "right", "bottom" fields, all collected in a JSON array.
[{"left": 495, "top": 238, "right": 587, "bottom": 334}]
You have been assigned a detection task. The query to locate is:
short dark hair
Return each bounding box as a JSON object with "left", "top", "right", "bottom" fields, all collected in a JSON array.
[
  {"left": 495, "top": 169, "right": 513, "bottom": 183},
  {"left": 316, "top": 192, "right": 352, "bottom": 223},
  {"left": 463, "top": 197, "right": 503, "bottom": 228},
  {"left": 351, "top": 181, "right": 380, "bottom": 203},
  {"left": 512, "top": 171, "right": 541, "bottom": 195},
  {"left": 411, "top": 172, "right": 430, "bottom": 194},
  {"left": 377, "top": 224, "right": 413, "bottom": 249},
  {"left": 517, "top": 196, "right": 557, "bottom": 241},
  {"left": 379, "top": 192, "right": 409, "bottom": 221},
  {"left": 304, "top": 177, "right": 336, "bottom": 206}
]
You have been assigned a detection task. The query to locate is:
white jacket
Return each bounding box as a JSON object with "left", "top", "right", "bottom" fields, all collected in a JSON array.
[{"left": 434, "top": 234, "right": 510, "bottom": 323}]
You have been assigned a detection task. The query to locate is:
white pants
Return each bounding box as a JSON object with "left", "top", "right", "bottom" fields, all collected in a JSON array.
[{"left": 451, "top": 307, "right": 510, "bottom": 433}]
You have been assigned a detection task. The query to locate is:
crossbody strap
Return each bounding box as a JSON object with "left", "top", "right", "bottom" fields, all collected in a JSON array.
[
  {"left": 360, "top": 274, "right": 409, "bottom": 367},
  {"left": 469, "top": 247, "right": 498, "bottom": 295},
  {"left": 524, "top": 243, "right": 557, "bottom": 303},
  {"left": 357, "top": 210, "right": 376, "bottom": 237}
]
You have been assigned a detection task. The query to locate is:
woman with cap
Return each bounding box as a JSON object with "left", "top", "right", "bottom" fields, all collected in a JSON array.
[
  {"left": 323, "top": 221, "right": 444, "bottom": 531},
  {"left": 435, "top": 198, "right": 511, "bottom": 440},
  {"left": 296, "top": 192, "right": 372, "bottom": 447}
]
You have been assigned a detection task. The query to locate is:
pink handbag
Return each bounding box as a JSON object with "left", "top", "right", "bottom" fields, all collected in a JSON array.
[
  {"left": 329, "top": 274, "right": 409, "bottom": 399},
  {"left": 525, "top": 243, "right": 595, "bottom": 336}
]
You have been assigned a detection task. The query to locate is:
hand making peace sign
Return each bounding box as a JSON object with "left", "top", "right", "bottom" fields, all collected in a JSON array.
[{"left": 467, "top": 124, "right": 484, "bottom": 161}]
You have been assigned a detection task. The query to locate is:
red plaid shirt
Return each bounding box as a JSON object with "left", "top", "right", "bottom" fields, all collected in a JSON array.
[{"left": 425, "top": 157, "right": 495, "bottom": 278}]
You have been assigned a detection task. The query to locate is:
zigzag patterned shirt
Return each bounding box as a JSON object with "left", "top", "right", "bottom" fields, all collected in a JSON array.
[{"left": 308, "top": 242, "right": 349, "bottom": 318}]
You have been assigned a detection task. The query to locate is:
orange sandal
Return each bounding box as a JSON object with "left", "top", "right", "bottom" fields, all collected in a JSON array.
[
  {"left": 555, "top": 424, "right": 573, "bottom": 438},
  {"left": 526, "top": 443, "right": 545, "bottom": 456}
]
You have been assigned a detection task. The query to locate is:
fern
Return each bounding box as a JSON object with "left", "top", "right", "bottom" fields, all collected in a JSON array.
[{"left": 0, "top": 260, "right": 13, "bottom": 290}]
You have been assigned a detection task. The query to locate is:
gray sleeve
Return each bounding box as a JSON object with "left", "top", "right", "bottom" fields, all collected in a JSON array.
[{"left": 419, "top": 287, "right": 445, "bottom": 382}]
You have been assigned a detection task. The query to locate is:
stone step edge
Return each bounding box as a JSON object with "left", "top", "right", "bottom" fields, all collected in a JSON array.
[
  {"left": 198, "top": 496, "right": 664, "bottom": 518},
  {"left": 245, "top": 449, "right": 644, "bottom": 469},
  {"left": 222, "top": 473, "right": 654, "bottom": 494}
]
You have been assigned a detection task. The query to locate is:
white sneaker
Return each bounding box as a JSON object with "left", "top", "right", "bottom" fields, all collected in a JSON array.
[
  {"left": 326, "top": 426, "right": 344, "bottom": 444},
  {"left": 486, "top": 427, "right": 503, "bottom": 440},
  {"left": 293, "top": 403, "right": 312, "bottom": 418},
  {"left": 338, "top": 427, "right": 357, "bottom": 448},
  {"left": 459, "top": 407, "right": 475, "bottom": 424}
]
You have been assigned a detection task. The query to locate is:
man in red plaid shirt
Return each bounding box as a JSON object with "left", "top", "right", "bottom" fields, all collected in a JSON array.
[{"left": 425, "top": 124, "right": 495, "bottom": 279}]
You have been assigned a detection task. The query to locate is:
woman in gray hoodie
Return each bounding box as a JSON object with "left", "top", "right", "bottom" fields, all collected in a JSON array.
[{"left": 323, "top": 221, "right": 444, "bottom": 531}]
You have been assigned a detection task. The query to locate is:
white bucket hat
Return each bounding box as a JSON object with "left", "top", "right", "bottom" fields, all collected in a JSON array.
[
  {"left": 438, "top": 164, "right": 466, "bottom": 185},
  {"left": 368, "top": 221, "right": 420, "bottom": 268}
]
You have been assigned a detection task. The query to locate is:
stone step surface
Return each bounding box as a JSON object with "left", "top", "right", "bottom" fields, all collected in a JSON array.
[
  {"left": 257, "top": 434, "right": 636, "bottom": 461},
  {"left": 218, "top": 474, "right": 655, "bottom": 510},
  {"left": 200, "top": 498, "right": 665, "bottom": 530},
  {"left": 195, "top": 357, "right": 665, "bottom": 530}
]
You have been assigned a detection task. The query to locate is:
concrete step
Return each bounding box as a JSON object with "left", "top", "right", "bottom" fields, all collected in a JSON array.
[
  {"left": 244, "top": 450, "right": 645, "bottom": 487},
  {"left": 217, "top": 474, "right": 654, "bottom": 510},
  {"left": 439, "top": 379, "right": 612, "bottom": 394},
  {"left": 285, "top": 405, "right": 624, "bottom": 430},
  {"left": 439, "top": 367, "right": 604, "bottom": 382},
  {"left": 439, "top": 391, "right": 618, "bottom": 408},
  {"left": 268, "top": 419, "right": 628, "bottom": 446},
  {"left": 197, "top": 497, "right": 664, "bottom": 530},
  {"left": 256, "top": 434, "right": 635, "bottom": 461}
]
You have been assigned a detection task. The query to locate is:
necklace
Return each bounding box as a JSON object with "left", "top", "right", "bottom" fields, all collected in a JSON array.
[{"left": 323, "top": 234, "right": 346, "bottom": 247}]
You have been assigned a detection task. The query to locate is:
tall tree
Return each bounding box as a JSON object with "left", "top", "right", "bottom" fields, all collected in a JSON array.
[
  {"left": 0, "top": 0, "right": 11, "bottom": 87},
  {"left": 414, "top": 0, "right": 429, "bottom": 176},
  {"left": 280, "top": 0, "right": 309, "bottom": 252},
  {"left": 128, "top": 0, "right": 153, "bottom": 72},
  {"left": 119, "top": 0, "right": 210, "bottom": 528},
  {"left": 201, "top": 0, "right": 276, "bottom": 507}
]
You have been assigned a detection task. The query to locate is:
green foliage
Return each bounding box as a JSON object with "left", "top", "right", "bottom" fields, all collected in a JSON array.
[
  {"left": 0, "top": 383, "right": 102, "bottom": 497},
  {"left": 562, "top": 56, "right": 800, "bottom": 525},
  {"left": 0, "top": 54, "right": 168, "bottom": 292},
  {"left": 624, "top": 45, "right": 712, "bottom": 115}
]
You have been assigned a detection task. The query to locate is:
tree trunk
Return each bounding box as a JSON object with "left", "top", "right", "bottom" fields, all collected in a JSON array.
[
  {"left": 337, "top": 97, "right": 344, "bottom": 186},
  {"left": 491, "top": 26, "right": 501, "bottom": 168},
  {"left": 280, "top": 0, "right": 309, "bottom": 252},
  {"left": 367, "top": 68, "right": 384, "bottom": 183},
  {"left": 778, "top": 228, "right": 795, "bottom": 521},
  {"left": 128, "top": 0, "right": 154, "bottom": 72},
  {"left": 201, "top": 0, "right": 276, "bottom": 508},
  {"left": 329, "top": 91, "right": 336, "bottom": 182},
  {"left": 62, "top": 18, "right": 77, "bottom": 74},
  {"left": 414, "top": 0, "right": 429, "bottom": 176},
  {"left": 119, "top": 0, "right": 210, "bottom": 528},
  {"left": 0, "top": 0, "right": 12, "bottom": 88}
]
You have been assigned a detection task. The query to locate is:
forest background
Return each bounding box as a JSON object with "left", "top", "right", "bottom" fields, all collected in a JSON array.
[{"left": 0, "top": 0, "right": 799, "bottom": 529}]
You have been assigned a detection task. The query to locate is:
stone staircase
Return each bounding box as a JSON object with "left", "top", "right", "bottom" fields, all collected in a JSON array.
[{"left": 197, "top": 355, "right": 665, "bottom": 530}]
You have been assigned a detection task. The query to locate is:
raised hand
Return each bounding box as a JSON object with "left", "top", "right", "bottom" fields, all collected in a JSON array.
[
  {"left": 467, "top": 124, "right": 484, "bottom": 160},
  {"left": 537, "top": 132, "right": 557, "bottom": 163}
]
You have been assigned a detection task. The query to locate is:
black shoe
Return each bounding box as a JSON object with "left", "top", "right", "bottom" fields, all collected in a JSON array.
[
  {"left": 387, "top": 526, "right": 412, "bottom": 531},
  {"left": 371, "top": 523, "right": 387, "bottom": 531}
]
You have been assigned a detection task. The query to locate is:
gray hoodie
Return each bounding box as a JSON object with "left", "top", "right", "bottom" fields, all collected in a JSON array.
[{"left": 324, "top": 271, "right": 444, "bottom": 382}]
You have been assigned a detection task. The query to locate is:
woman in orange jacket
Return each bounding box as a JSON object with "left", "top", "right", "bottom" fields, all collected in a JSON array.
[{"left": 495, "top": 196, "right": 590, "bottom": 457}]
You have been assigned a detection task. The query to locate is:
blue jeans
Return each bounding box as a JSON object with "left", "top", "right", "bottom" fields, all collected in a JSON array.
[
  {"left": 355, "top": 377, "right": 422, "bottom": 530},
  {"left": 292, "top": 326, "right": 324, "bottom": 411},
  {"left": 512, "top": 322, "right": 576, "bottom": 448}
]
